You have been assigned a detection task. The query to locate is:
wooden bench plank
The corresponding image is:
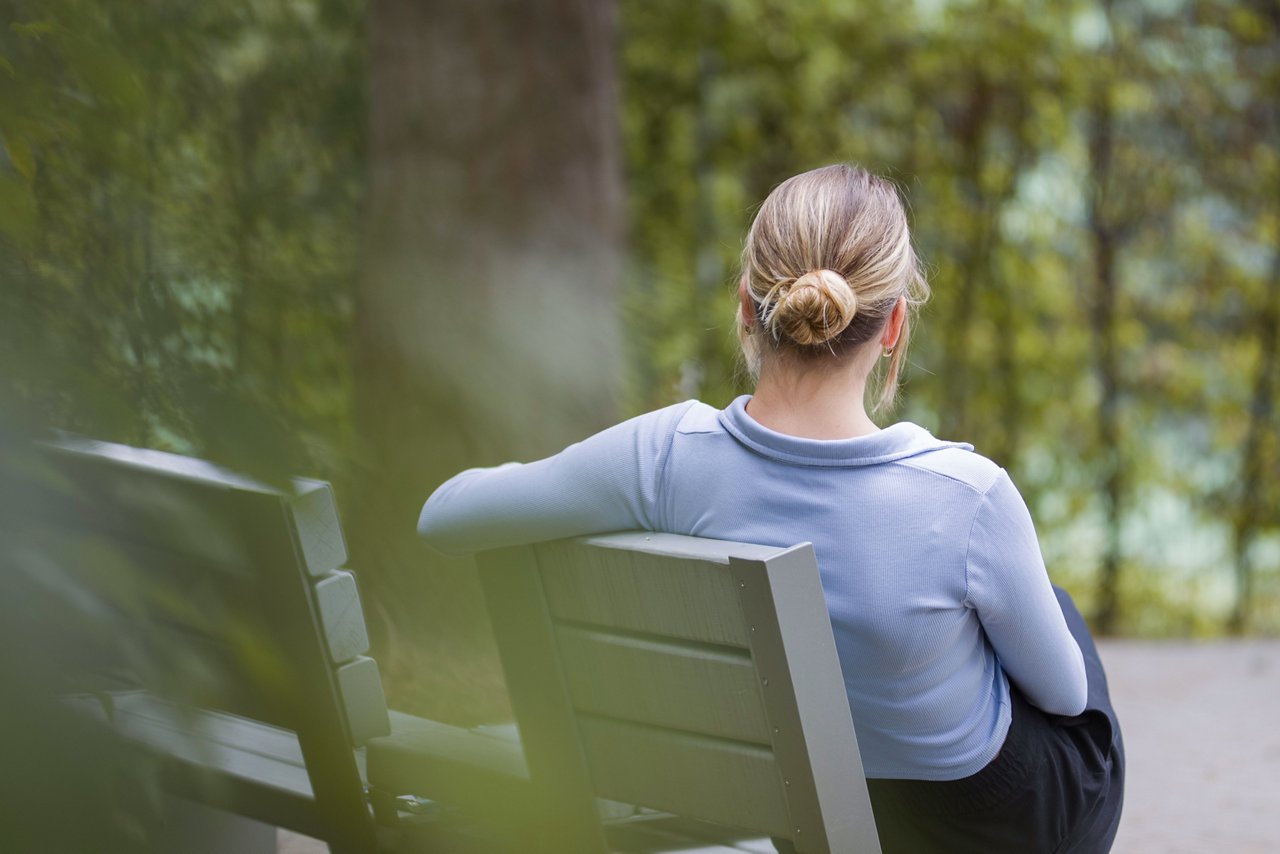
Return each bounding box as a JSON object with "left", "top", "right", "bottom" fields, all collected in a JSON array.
[
  {"left": 605, "top": 815, "right": 778, "bottom": 853},
  {"left": 31, "top": 442, "right": 296, "bottom": 572},
  {"left": 554, "top": 624, "right": 771, "bottom": 745},
  {"left": 535, "top": 540, "right": 752, "bottom": 647},
  {"left": 289, "top": 480, "right": 349, "bottom": 577},
  {"left": 96, "top": 691, "right": 306, "bottom": 762},
  {"left": 367, "top": 710, "right": 531, "bottom": 808},
  {"left": 577, "top": 715, "right": 790, "bottom": 839},
  {"left": 313, "top": 570, "right": 370, "bottom": 664},
  {"left": 334, "top": 656, "right": 391, "bottom": 745},
  {"left": 62, "top": 691, "right": 324, "bottom": 835}
]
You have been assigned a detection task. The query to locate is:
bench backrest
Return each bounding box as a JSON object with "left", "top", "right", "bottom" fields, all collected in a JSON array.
[
  {"left": 6, "top": 437, "right": 388, "bottom": 852},
  {"left": 477, "top": 531, "right": 881, "bottom": 854}
]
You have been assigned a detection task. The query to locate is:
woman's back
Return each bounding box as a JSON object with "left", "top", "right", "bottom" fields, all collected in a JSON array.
[
  {"left": 421, "top": 393, "right": 1086, "bottom": 780},
  {"left": 661, "top": 397, "right": 1086, "bottom": 780}
]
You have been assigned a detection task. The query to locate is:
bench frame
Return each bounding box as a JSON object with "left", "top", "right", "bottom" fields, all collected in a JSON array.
[
  {"left": 22, "top": 437, "right": 390, "bottom": 854},
  {"left": 477, "top": 532, "right": 882, "bottom": 854},
  {"left": 15, "top": 437, "right": 882, "bottom": 853}
]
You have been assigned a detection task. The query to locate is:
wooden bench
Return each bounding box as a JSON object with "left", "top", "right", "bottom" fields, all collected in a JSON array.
[
  {"left": 373, "top": 533, "right": 883, "bottom": 853},
  {"left": 6, "top": 436, "right": 398, "bottom": 852},
  {"left": 10, "top": 438, "right": 881, "bottom": 853},
  {"left": 10, "top": 437, "right": 600, "bottom": 853}
]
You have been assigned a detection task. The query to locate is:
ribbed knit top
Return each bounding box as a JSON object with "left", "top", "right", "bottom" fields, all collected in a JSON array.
[{"left": 418, "top": 396, "right": 1088, "bottom": 780}]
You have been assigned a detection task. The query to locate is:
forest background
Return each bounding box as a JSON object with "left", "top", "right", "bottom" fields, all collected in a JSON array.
[{"left": 1, "top": 0, "right": 1277, "bottom": 724}]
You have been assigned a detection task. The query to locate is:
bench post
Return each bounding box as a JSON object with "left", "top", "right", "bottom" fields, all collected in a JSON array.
[
  {"left": 476, "top": 545, "right": 609, "bottom": 854},
  {"left": 731, "top": 547, "right": 881, "bottom": 853}
]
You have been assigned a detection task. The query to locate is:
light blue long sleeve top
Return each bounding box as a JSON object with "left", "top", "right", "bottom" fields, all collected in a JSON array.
[{"left": 418, "top": 396, "right": 1088, "bottom": 781}]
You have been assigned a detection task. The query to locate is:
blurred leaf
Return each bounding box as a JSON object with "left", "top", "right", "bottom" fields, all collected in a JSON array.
[
  {"left": 9, "top": 19, "right": 58, "bottom": 39},
  {"left": 2, "top": 131, "right": 35, "bottom": 181},
  {"left": 0, "top": 171, "right": 36, "bottom": 244},
  {"left": 65, "top": 35, "right": 144, "bottom": 112}
]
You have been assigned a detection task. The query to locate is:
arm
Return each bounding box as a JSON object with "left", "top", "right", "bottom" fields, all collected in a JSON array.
[
  {"left": 964, "top": 471, "right": 1088, "bottom": 716},
  {"left": 417, "top": 402, "right": 694, "bottom": 556}
]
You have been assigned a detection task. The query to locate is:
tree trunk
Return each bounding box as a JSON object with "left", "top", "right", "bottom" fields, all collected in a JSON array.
[
  {"left": 988, "top": 95, "right": 1034, "bottom": 472},
  {"left": 352, "top": 0, "right": 622, "bottom": 720},
  {"left": 1087, "top": 79, "right": 1124, "bottom": 635},
  {"left": 1228, "top": 247, "right": 1280, "bottom": 633},
  {"left": 693, "top": 40, "right": 725, "bottom": 401},
  {"left": 939, "top": 74, "right": 992, "bottom": 441}
]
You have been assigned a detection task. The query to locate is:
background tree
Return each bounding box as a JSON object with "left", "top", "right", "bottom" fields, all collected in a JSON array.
[
  {"left": 2, "top": 0, "right": 1279, "bottom": 741},
  {"left": 0, "top": 0, "right": 363, "bottom": 476},
  {"left": 353, "top": 0, "right": 624, "bottom": 719}
]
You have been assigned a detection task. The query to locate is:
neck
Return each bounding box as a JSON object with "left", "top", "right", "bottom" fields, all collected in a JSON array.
[{"left": 746, "top": 352, "right": 880, "bottom": 439}]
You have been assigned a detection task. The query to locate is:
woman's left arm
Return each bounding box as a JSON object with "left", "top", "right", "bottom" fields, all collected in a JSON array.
[
  {"left": 417, "top": 402, "right": 694, "bottom": 556},
  {"left": 965, "top": 471, "right": 1089, "bottom": 716}
]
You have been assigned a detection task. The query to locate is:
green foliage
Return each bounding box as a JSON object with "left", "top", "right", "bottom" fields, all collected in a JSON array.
[
  {"left": 619, "top": 0, "right": 1280, "bottom": 634},
  {"left": 0, "top": 0, "right": 1276, "bottom": 691},
  {"left": 0, "top": 0, "right": 365, "bottom": 483}
]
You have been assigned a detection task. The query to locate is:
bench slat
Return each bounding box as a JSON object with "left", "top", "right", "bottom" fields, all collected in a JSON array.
[
  {"left": 577, "top": 715, "right": 790, "bottom": 839},
  {"left": 99, "top": 691, "right": 307, "bottom": 761},
  {"left": 289, "top": 480, "right": 349, "bottom": 577},
  {"left": 63, "top": 691, "right": 324, "bottom": 835},
  {"left": 535, "top": 540, "right": 751, "bottom": 647},
  {"left": 334, "top": 656, "right": 391, "bottom": 745},
  {"left": 554, "top": 624, "right": 771, "bottom": 745},
  {"left": 313, "top": 570, "right": 370, "bottom": 664},
  {"left": 31, "top": 441, "right": 346, "bottom": 577},
  {"left": 367, "top": 710, "right": 531, "bottom": 810},
  {"left": 3, "top": 519, "right": 298, "bottom": 725},
  {"left": 31, "top": 445, "right": 295, "bottom": 571}
]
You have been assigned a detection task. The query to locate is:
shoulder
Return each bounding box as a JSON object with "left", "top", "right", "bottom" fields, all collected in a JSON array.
[
  {"left": 894, "top": 442, "right": 1005, "bottom": 496},
  {"left": 672, "top": 400, "right": 722, "bottom": 434},
  {"left": 600, "top": 400, "right": 714, "bottom": 462},
  {"left": 611, "top": 399, "right": 722, "bottom": 440},
  {"left": 617, "top": 399, "right": 708, "bottom": 437}
]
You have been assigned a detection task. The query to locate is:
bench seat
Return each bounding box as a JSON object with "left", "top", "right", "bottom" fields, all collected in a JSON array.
[
  {"left": 370, "top": 712, "right": 531, "bottom": 812},
  {"left": 369, "top": 716, "right": 781, "bottom": 852},
  {"left": 66, "top": 690, "right": 330, "bottom": 837}
]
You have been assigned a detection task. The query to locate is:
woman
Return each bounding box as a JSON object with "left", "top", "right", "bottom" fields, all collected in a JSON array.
[{"left": 418, "top": 164, "right": 1124, "bottom": 853}]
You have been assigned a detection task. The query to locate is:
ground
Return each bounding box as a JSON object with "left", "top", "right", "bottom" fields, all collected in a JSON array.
[
  {"left": 280, "top": 639, "right": 1280, "bottom": 853},
  {"left": 1102, "top": 639, "right": 1280, "bottom": 853}
]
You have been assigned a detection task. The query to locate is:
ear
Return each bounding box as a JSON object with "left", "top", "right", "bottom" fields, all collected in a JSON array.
[
  {"left": 882, "top": 295, "right": 907, "bottom": 349},
  {"left": 738, "top": 278, "right": 755, "bottom": 328}
]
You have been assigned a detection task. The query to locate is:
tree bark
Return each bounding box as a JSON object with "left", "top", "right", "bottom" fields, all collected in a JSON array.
[
  {"left": 939, "top": 73, "right": 992, "bottom": 441},
  {"left": 1088, "top": 79, "right": 1124, "bottom": 635},
  {"left": 1228, "top": 247, "right": 1280, "bottom": 633},
  {"left": 352, "top": 0, "right": 623, "bottom": 719}
]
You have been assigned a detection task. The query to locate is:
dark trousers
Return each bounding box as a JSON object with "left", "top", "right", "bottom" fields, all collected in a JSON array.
[{"left": 778, "top": 586, "right": 1125, "bottom": 854}]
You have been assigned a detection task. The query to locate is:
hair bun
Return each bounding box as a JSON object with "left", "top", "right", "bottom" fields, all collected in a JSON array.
[{"left": 770, "top": 269, "right": 858, "bottom": 346}]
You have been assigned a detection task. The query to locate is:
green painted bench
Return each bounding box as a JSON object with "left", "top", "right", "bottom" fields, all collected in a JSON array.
[
  {"left": 10, "top": 438, "right": 880, "bottom": 853},
  {"left": 375, "top": 533, "right": 883, "bottom": 853},
  {"left": 9, "top": 437, "right": 396, "bottom": 852},
  {"left": 10, "top": 438, "right": 545, "bottom": 853}
]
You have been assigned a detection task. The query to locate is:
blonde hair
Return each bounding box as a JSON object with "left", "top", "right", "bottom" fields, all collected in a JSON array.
[{"left": 737, "top": 164, "right": 929, "bottom": 411}]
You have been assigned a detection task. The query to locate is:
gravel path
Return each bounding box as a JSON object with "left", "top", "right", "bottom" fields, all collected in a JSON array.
[
  {"left": 280, "top": 640, "right": 1280, "bottom": 853},
  {"left": 1099, "top": 639, "right": 1280, "bottom": 853}
]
